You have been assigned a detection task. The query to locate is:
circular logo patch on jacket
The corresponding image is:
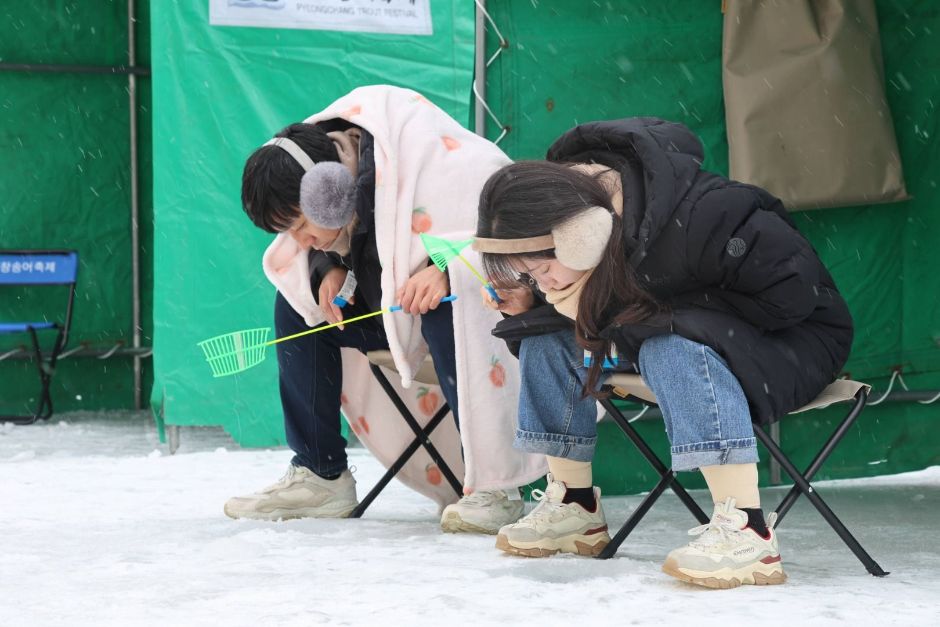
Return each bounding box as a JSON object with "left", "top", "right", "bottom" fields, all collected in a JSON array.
[{"left": 726, "top": 237, "right": 747, "bottom": 257}]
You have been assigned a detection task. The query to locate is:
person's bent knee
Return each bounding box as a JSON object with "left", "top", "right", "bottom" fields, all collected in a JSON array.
[
  {"left": 520, "top": 331, "right": 580, "bottom": 370},
  {"left": 638, "top": 334, "right": 701, "bottom": 376}
]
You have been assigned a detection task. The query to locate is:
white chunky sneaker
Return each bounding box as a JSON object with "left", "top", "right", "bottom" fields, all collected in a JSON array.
[
  {"left": 495, "top": 474, "right": 610, "bottom": 557},
  {"left": 440, "top": 488, "right": 525, "bottom": 534},
  {"left": 662, "top": 497, "right": 787, "bottom": 589},
  {"left": 224, "top": 465, "right": 358, "bottom": 521}
]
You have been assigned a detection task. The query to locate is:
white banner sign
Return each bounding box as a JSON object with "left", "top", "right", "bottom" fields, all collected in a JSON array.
[{"left": 209, "top": 0, "right": 433, "bottom": 36}]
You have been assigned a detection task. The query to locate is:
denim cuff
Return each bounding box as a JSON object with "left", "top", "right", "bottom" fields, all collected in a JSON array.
[
  {"left": 670, "top": 439, "right": 759, "bottom": 472},
  {"left": 292, "top": 454, "right": 348, "bottom": 478},
  {"left": 514, "top": 428, "right": 596, "bottom": 462}
]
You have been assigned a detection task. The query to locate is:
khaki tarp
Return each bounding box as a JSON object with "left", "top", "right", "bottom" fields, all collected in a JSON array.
[{"left": 723, "top": 0, "right": 908, "bottom": 210}]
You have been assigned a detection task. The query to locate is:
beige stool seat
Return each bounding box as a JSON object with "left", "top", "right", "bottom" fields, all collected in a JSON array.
[
  {"left": 366, "top": 350, "right": 439, "bottom": 386},
  {"left": 606, "top": 373, "right": 870, "bottom": 413}
]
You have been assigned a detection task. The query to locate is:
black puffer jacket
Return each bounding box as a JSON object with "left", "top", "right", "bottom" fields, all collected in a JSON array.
[{"left": 499, "top": 118, "right": 853, "bottom": 424}]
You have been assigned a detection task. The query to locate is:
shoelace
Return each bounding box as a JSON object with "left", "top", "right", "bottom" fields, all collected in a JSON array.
[
  {"left": 688, "top": 512, "right": 777, "bottom": 549},
  {"left": 277, "top": 464, "right": 297, "bottom": 484},
  {"left": 522, "top": 488, "right": 567, "bottom": 524},
  {"left": 258, "top": 465, "right": 299, "bottom": 494},
  {"left": 687, "top": 517, "right": 744, "bottom": 549},
  {"left": 461, "top": 490, "right": 502, "bottom": 506}
]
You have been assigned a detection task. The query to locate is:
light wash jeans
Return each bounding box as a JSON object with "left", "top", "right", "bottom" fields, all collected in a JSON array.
[{"left": 515, "top": 330, "right": 759, "bottom": 471}]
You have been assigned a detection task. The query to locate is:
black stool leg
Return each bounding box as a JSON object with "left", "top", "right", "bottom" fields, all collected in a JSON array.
[
  {"left": 601, "top": 398, "right": 708, "bottom": 524},
  {"left": 597, "top": 469, "right": 676, "bottom": 559},
  {"left": 350, "top": 403, "right": 451, "bottom": 518},
  {"left": 595, "top": 397, "right": 709, "bottom": 559},
  {"left": 754, "top": 425, "right": 888, "bottom": 577},
  {"left": 369, "top": 364, "right": 463, "bottom": 496},
  {"left": 773, "top": 391, "right": 867, "bottom": 523}
]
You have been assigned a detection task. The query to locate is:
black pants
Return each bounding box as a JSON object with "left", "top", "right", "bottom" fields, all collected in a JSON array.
[{"left": 274, "top": 291, "right": 460, "bottom": 477}]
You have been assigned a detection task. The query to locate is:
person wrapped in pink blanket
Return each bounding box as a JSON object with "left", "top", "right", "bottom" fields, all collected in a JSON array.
[{"left": 224, "top": 85, "right": 547, "bottom": 531}]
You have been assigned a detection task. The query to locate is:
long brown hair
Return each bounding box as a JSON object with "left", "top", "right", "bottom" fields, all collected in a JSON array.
[{"left": 477, "top": 161, "right": 665, "bottom": 397}]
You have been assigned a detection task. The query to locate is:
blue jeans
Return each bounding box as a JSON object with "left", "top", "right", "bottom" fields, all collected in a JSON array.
[
  {"left": 516, "top": 331, "right": 758, "bottom": 471},
  {"left": 275, "top": 291, "right": 460, "bottom": 477}
]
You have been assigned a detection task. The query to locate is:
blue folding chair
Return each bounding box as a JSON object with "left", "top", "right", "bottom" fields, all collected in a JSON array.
[{"left": 0, "top": 250, "right": 78, "bottom": 424}]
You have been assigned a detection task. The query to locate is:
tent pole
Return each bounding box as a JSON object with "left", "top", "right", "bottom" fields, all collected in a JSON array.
[
  {"left": 0, "top": 62, "right": 149, "bottom": 75},
  {"left": 474, "top": 1, "right": 486, "bottom": 136},
  {"left": 128, "top": 0, "right": 142, "bottom": 409}
]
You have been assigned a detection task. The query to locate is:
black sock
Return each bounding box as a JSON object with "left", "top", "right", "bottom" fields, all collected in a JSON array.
[
  {"left": 313, "top": 469, "right": 342, "bottom": 481},
  {"left": 742, "top": 507, "right": 769, "bottom": 537},
  {"left": 562, "top": 487, "right": 597, "bottom": 512}
]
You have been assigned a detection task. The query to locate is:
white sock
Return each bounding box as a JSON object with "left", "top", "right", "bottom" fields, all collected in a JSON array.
[
  {"left": 546, "top": 456, "right": 593, "bottom": 488},
  {"left": 700, "top": 463, "right": 760, "bottom": 509}
]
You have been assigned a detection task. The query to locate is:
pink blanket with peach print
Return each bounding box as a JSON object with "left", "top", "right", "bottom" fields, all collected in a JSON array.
[{"left": 262, "top": 85, "right": 547, "bottom": 507}]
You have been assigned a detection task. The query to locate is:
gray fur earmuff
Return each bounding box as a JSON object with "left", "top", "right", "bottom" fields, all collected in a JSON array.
[
  {"left": 263, "top": 136, "right": 357, "bottom": 229},
  {"left": 299, "top": 161, "right": 356, "bottom": 229}
]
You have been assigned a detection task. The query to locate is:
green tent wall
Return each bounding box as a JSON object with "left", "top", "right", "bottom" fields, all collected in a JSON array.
[
  {"left": 4, "top": 2, "right": 934, "bottom": 495},
  {"left": 153, "top": 1, "right": 939, "bottom": 487},
  {"left": 149, "top": 1, "right": 475, "bottom": 446},
  {"left": 0, "top": 2, "right": 153, "bottom": 414}
]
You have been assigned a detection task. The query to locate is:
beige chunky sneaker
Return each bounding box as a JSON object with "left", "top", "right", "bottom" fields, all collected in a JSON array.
[
  {"left": 495, "top": 475, "right": 610, "bottom": 557},
  {"left": 440, "top": 489, "right": 525, "bottom": 534},
  {"left": 223, "top": 465, "right": 358, "bottom": 521},
  {"left": 662, "top": 497, "right": 786, "bottom": 589}
]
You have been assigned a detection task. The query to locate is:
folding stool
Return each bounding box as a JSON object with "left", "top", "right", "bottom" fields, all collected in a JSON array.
[
  {"left": 348, "top": 350, "right": 463, "bottom": 517},
  {"left": 0, "top": 250, "right": 78, "bottom": 425},
  {"left": 597, "top": 373, "right": 888, "bottom": 576}
]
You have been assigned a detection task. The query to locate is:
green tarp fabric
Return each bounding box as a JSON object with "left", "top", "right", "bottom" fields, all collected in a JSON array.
[
  {"left": 0, "top": 1, "right": 153, "bottom": 414},
  {"left": 149, "top": 0, "right": 939, "bottom": 489},
  {"left": 149, "top": 2, "right": 474, "bottom": 445}
]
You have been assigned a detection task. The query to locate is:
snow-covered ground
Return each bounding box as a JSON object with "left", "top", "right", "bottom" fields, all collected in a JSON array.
[{"left": 2, "top": 412, "right": 938, "bottom": 626}]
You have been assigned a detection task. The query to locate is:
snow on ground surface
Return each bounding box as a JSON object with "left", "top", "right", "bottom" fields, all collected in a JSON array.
[{"left": 2, "top": 412, "right": 938, "bottom": 627}]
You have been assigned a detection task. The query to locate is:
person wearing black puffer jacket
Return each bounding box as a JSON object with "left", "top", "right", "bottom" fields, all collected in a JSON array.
[{"left": 472, "top": 117, "right": 853, "bottom": 589}]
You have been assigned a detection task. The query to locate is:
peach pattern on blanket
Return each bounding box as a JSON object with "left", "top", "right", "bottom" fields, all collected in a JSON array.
[
  {"left": 411, "top": 207, "right": 432, "bottom": 234},
  {"left": 425, "top": 463, "right": 443, "bottom": 485},
  {"left": 489, "top": 357, "right": 506, "bottom": 388},
  {"left": 416, "top": 386, "right": 442, "bottom": 418}
]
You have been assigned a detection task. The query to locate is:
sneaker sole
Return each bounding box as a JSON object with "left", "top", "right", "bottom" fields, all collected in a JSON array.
[
  {"left": 661, "top": 557, "right": 787, "bottom": 589},
  {"left": 440, "top": 511, "right": 500, "bottom": 535},
  {"left": 223, "top": 502, "right": 358, "bottom": 521},
  {"left": 495, "top": 532, "right": 610, "bottom": 557}
]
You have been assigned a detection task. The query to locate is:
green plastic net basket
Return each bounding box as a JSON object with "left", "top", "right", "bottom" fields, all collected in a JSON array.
[
  {"left": 420, "top": 233, "right": 473, "bottom": 272},
  {"left": 197, "top": 327, "right": 271, "bottom": 377}
]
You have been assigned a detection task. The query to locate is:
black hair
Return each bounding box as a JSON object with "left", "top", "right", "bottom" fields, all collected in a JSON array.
[
  {"left": 476, "top": 160, "right": 666, "bottom": 398},
  {"left": 241, "top": 119, "right": 356, "bottom": 233}
]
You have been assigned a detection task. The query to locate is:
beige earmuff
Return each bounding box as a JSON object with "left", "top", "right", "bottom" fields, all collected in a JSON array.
[
  {"left": 473, "top": 206, "right": 614, "bottom": 271},
  {"left": 552, "top": 206, "right": 614, "bottom": 270}
]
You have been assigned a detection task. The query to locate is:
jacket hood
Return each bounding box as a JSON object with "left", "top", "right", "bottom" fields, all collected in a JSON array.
[{"left": 546, "top": 117, "right": 704, "bottom": 265}]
